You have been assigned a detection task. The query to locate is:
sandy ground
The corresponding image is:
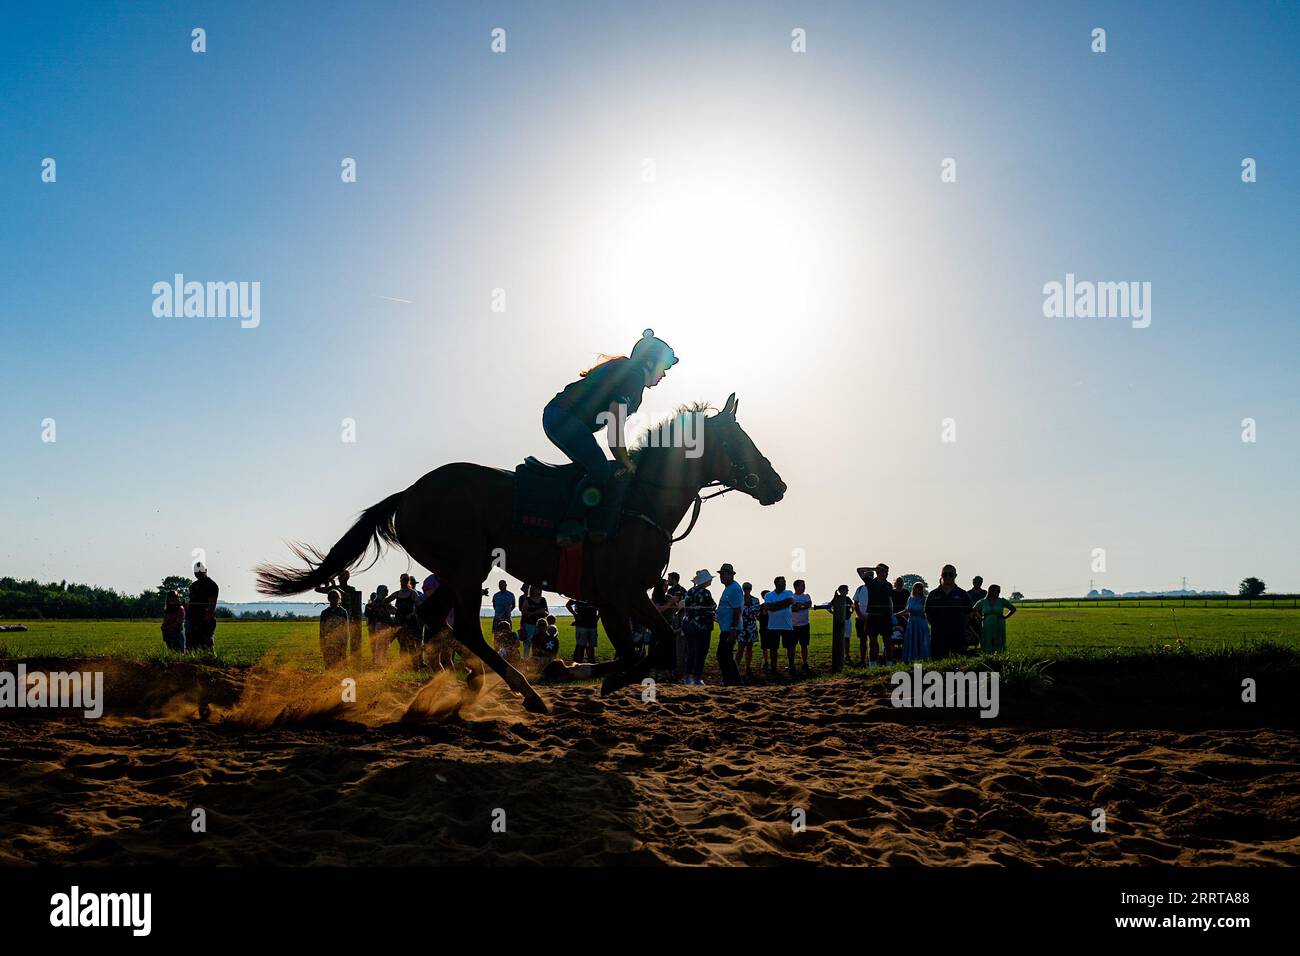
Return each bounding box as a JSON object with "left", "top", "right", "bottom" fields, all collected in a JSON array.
[{"left": 1, "top": 660, "right": 1297, "bottom": 866}]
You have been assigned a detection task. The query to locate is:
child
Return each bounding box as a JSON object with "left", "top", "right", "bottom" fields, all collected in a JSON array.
[
  {"left": 161, "top": 589, "right": 186, "bottom": 652},
  {"left": 493, "top": 619, "right": 519, "bottom": 662},
  {"left": 975, "top": 584, "right": 1016, "bottom": 653},
  {"left": 630, "top": 619, "right": 651, "bottom": 657},
  {"left": 319, "top": 589, "right": 350, "bottom": 667},
  {"left": 531, "top": 621, "right": 560, "bottom": 670},
  {"left": 757, "top": 589, "right": 773, "bottom": 677},
  {"left": 891, "top": 618, "right": 906, "bottom": 661},
  {"left": 901, "top": 581, "right": 931, "bottom": 662},
  {"left": 836, "top": 584, "right": 853, "bottom": 661}
]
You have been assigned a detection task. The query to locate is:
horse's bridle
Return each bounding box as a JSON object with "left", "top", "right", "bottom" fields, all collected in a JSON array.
[
  {"left": 715, "top": 432, "right": 761, "bottom": 495},
  {"left": 628, "top": 429, "right": 761, "bottom": 543}
]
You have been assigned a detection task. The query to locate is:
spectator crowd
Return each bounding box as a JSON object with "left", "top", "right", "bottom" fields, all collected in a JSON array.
[{"left": 161, "top": 559, "right": 1018, "bottom": 685}]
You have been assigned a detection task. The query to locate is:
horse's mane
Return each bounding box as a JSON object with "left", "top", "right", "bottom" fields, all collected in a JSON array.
[{"left": 629, "top": 401, "right": 713, "bottom": 462}]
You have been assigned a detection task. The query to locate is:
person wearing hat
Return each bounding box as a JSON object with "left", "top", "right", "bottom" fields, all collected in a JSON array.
[
  {"left": 543, "top": 329, "right": 678, "bottom": 545},
  {"left": 185, "top": 561, "right": 219, "bottom": 652},
  {"left": 714, "top": 563, "right": 744, "bottom": 685},
  {"left": 679, "top": 569, "right": 716, "bottom": 686}
]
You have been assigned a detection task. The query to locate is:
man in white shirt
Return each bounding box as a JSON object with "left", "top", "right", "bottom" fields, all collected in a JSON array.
[
  {"left": 763, "top": 576, "right": 796, "bottom": 678},
  {"left": 790, "top": 579, "right": 814, "bottom": 675},
  {"left": 714, "top": 563, "right": 744, "bottom": 685},
  {"left": 851, "top": 567, "right": 875, "bottom": 667}
]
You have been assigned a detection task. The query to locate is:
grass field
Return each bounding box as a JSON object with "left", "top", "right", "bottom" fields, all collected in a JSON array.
[
  {"left": 3, "top": 605, "right": 1298, "bottom": 668},
  {"left": 1020, "top": 597, "right": 1300, "bottom": 609}
]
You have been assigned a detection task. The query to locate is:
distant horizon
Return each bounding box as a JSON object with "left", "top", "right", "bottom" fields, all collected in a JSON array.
[
  {"left": 0, "top": 573, "right": 1269, "bottom": 607},
  {"left": 215, "top": 584, "right": 1253, "bottom": 605}
]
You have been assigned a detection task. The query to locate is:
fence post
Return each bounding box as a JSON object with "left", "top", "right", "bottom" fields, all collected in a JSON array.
[{"left": 830, "top": 592, "right": 846, "bottom": 673}]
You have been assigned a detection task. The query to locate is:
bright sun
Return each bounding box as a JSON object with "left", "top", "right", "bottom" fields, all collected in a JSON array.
[{"left": 588, "top": 164, "right": 822, "bottom": 363}]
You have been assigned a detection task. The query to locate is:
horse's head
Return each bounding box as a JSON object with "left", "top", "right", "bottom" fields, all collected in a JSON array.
[{"left": 705, "top": 393, "right": 787, "bottom": 506}]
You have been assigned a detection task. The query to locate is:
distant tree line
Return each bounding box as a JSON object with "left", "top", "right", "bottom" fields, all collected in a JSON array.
[
  {"left": 0, "top": 576, "right": 242, "bottom": 620},
  {"left": 0, "top": 576, "right": 165, "bottom": 619},
  {"left": 0, "top": 576, "right": 325, "bottom": 621}
]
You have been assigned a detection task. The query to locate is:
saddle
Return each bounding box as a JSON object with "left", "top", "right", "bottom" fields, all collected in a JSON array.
[{"left": 511, "top": 456, "right": 627, "bottom": 540}]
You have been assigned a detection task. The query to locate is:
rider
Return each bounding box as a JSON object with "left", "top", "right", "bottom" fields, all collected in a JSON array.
[{"left": 543, "top": 329, "right": 677, "bottom": 545}]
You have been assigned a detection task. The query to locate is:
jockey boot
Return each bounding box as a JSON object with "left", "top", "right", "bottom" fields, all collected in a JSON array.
[
  {"left": 557, "top": 477, "right": 599, "bottom": 546},
  {"left": 587, "top": 472, "right": 630, "bottom": 543}
]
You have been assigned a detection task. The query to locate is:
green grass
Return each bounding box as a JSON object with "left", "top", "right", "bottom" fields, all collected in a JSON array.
[
  {"left": 3, "top": 604, "right": 1298, "bottom": 668},
  {"left": 1019, "top": 596, "right": 1299, "bottom": 609},
  {"left": 0, "top": 619, "right": 314, "bottom": 666}
]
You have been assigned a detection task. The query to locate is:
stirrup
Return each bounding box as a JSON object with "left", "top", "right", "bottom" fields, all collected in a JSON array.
[
  {"left": 556, "top": 519, "right": 586, "bottom": 547},
  {"left": 556, "top": 476, "right": 594, "bottom": 546}
]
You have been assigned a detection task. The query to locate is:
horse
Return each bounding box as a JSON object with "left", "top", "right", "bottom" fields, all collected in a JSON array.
[{"left": 254, "top": 393, "right": 785, "bottom": 714}]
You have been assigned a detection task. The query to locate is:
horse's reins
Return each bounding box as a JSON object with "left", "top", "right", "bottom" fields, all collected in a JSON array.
[{"left": 627, "top": 432, "right": 759, "bottom": 543}]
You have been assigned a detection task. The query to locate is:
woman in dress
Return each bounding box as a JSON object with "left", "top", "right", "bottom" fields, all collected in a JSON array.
[
  {"left": 975, "top": 584, "right": 1016, "bottom": 653},
  {"left": 385, "top": 573, "right": 424, "bottom": 660},
  {"left": 901, "top": 581, "right": 931, "bottom": 662}
]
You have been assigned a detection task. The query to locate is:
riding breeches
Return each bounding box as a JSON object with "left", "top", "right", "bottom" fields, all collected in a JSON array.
[{"left": 542, "top": 402, "right": 615, "bottom": 484}]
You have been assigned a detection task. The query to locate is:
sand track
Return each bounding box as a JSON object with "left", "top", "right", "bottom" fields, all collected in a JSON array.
[{"left": 1, "top": 669, "right": 1296, "bottom": 865}]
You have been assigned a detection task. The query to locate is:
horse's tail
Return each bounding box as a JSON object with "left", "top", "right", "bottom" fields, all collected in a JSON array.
[{"left": 254, "top": 491, "right": 405, "bottom": 596}]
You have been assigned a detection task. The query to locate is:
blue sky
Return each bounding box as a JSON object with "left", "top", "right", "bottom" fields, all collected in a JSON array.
[{"left": 2, "top": 1, "right": 1297, "bottom": 601}]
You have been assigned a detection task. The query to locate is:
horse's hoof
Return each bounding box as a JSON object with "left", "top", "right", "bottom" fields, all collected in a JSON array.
[
  {"left": 600, "top": 674, "right": 630, "bottom": 696},
  {"left": 523, "top": 692, "right": 550, "bottom": 715}
]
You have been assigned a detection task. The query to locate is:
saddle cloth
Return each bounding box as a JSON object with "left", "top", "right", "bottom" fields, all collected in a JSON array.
[
  {"left": 511, "top": 456, "right": 630, "bottom": 538},
  {"left": 511, "top": 456, "right": 583, "bottom": 536},
  {"left": 512, "top": 457, "right": 635, "bottom": 600}
]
